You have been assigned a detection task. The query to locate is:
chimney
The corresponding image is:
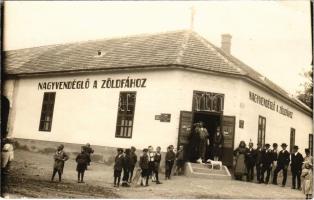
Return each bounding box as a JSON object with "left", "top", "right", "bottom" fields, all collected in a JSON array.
[{"left": 221, "top": 34, "right": 232, "bottom": 54}]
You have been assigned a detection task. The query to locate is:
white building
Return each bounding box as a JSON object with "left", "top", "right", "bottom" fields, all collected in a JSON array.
[{"left": 3, "top": 30, "right": 312, "bottom": 166}]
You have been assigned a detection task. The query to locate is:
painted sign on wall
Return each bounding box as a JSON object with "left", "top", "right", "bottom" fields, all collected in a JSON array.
[
  {"left": 249, "top": 91, "right": 293, "bottom": 118},
  {"left": 37, "top": 77, "right": 147, "bottom": 90}
]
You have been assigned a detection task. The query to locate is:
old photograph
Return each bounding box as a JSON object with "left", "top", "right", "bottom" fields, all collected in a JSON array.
[{"left": 1, "top": 0, "right": 313, "bottom": 199}]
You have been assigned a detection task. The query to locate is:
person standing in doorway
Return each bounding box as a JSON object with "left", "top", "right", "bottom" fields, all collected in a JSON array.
[
  {"left": 233, "top": 141, "right": 248, "bottom": 181},
  {"left": 245, "top": 142, "right": 256, "bottom": 182},
  {"left": 255, "top": 143, "right": 263, "bottom": 183},
  {"left": 129, "top": 146, "right": 137, "bottom": 183},
  {"left": 272, "top": 143, "right": 290, "bottom": 187},
  {"left": 197, "top": 121, "right": 209, "bottom": 163},
  {"left": 212, "top": 126, "right": 224, "bottom": 161},
  {"left": 260, "top": 144, "right": 273, "bottom": 184},
  {"left": 51, "top": 144, "right": 69, "bottom": 182},
  {"left": 291, "top": 145, "right": 304, "bottom": 190}
]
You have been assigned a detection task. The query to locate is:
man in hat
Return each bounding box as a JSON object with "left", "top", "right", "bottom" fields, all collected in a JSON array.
[
  {"left": 255, "top": 143, "right": 263, "bottom": 183},
  {"left": 291, "top": 145, "right": 304, "bottom": 189},
  {"left": 82, "top": 143, "right": 94, "bottom": 168},
  {"left": 51, "top": 144, "right": 69, "bottom": 182},
  {"left": 260, "top": 143, "right": 273, "bottom": 184},
  {"left": 245, "top": 141, "right": 256, "bottom": 182},
  {"left": 272, "top": 143, "right": 290, "bottom": 187},
  {"left": 197, "top": 121, "right": 209, "bottom": 163},
  {"left": 270, "top": 143, "right": 279, "bottom": 180}
]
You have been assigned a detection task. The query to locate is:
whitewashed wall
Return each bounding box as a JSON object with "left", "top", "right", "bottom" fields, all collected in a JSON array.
[{"left": 5, "top": 68, "right": 312, "bottom": 153}]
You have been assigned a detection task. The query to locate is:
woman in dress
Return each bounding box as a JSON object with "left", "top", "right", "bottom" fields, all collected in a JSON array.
[
  {"left": 233, "top": 141, "right": 248, "bottom": 180},
  {"left": 302, "top": 161, "right": 313, "bottom": 199}
]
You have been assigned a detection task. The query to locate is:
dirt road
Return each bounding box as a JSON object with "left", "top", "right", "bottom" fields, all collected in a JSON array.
[{"left": 3, "top": 150, "right": 305, "bottom": 199}]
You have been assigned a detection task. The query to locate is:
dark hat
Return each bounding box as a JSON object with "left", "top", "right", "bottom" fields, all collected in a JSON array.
[
  {"left": 293, "top": 145, "right": 299, "bottom": 149},
  {"left": 272, "top": 143, "right": 278, "bottom": 147},
  {"left": 117, "top": 148, "right": 123, "bottom": 152},
  {"left": 265, "top": 143, "right": 270, "bottom": 147},
  {"left": 143, "top": 148, "right": 148, "bottom": 152},
  {"left": 281, "top": 143, "right": 288, "bottom": 147}
]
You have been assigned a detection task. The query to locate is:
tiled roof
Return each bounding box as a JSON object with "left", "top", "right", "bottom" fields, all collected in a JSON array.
[{"left": 4, "top": 30, "right": 312, "bottom": 113}]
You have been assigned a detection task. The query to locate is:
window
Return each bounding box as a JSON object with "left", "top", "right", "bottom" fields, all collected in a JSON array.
[
  {"left": 39, "top": 92, "right": 56, "bottom": 132},
  {"left": 257, "top": 115, "right": 266, "bottom": 146},
  {"left": 309, "top": 134, "right": 313, "bottom": 156},
  {"left": 115, "top": 92, "right": 136, "bottom": 138},
  {"left": 290, "top": 128, "right": 296, "bottom": 152},
  {"left": 192, "top": 91, "right": 224, "bottom": 112}
]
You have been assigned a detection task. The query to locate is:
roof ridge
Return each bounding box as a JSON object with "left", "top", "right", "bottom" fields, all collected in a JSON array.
[{"left": 5, "top": 29, "right": 190, "bottom": 52}]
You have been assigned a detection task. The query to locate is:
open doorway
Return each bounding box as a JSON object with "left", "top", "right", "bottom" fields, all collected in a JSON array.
[{"left": 192, "top": 111, "right": 221, "bottom": 161}]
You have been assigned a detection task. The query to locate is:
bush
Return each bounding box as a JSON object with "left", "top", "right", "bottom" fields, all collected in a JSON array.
[
  {"left": 39, "top": 147, "right": 56, "bottom": 154},
  {"left": 91, "top": 154, "right": 103, "bottom": 163},
  {"left": 104, "top": 156, "right": 115, "bottom": 166}
]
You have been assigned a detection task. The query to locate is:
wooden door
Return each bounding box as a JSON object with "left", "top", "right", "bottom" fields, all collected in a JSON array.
[
  {"left": 221, "top": 115, "right": 235, "bottom": 166},
  {"left": 178, "top": 111, "right": 193, "bottom": 160}
]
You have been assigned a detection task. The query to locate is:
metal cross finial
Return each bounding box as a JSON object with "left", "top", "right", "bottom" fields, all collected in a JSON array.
[{"left": 190, "top": 6, "right": 196, "bottom": 30}]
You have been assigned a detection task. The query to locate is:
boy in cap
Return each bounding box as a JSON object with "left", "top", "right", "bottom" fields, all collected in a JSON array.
[
  {"left": 291, "top": 145, "right": 304, "bottom": 190},
  {"left": 272, "top": 143, "right": 290, "bottom": 187},
  {"left": 139, "top": 148, "right": 150, "bottom": 186},
  {"left": 76, "top": 147, "right": 90, "bottom": 183},
  {"left": 260, "top": 143, "right": 273, "bottom": 184},
  {"left": 154, "top": 146, "right": 162, "bottom": 184},
  {"left": 122, "top": 148, "right": 131, "bottom": 187},
  {"left": 51, "top": 144, "right": 69, "bottom": 182},
  {"left": 165, "top": 145, "right": 176, "bottom": 180},
  {"left": 113, "top": 148, "right": 124, "bottom": 187},
  {"left": 129, "top": 146, "right": 137, "bottom": 183}
]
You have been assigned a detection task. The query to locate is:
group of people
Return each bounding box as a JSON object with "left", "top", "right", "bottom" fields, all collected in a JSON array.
[
  {"left": 51, "top": 143, "right": 94, "bottom": 183},
  {"left": 234, "top": 141, "right": 313, "bottom": 199},
  {"left": 113, "top": 145, "right": 185, "bottom": 188},
  {"left": 189, "top": 121, "right": 224, "bottom": 163}
]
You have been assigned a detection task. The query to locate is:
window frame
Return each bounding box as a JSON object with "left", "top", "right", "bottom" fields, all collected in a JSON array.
[
  {"left": 257, "top": 115, "right": 266, "bottom": 146},
  {"left": 39, "top": 92, "right": 56, "bottom": 132},
  {"left": 115, "top": 91, "right": 137, "bottom": 139},
  {"left": 309, "top": 134, "right": 313, "bottom": 156},
  {"left": 290, "top": 128, "right": 296, "bottom": 153}
]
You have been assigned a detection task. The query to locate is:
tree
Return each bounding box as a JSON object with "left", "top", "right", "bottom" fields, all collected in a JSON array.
[{"left": 297, "top": 68, "right": 313, "bottom": 109}]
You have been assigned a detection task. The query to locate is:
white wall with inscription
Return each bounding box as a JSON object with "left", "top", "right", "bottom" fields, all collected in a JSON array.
[{"left": 5, "top": 67, "right": 312, "bottom": 153}]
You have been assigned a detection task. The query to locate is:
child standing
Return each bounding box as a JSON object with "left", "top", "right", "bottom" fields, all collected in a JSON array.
[
  {"left": 139, "top": 148, "right": 150, "bottom": 186},
  {"left": 51, "top": 144, "right": 69, "bottom": 182},
  {"left": 175, "top": 145, "right": 184, "bottom": 175},
  {"left": 114, "top": 148, "right": 124, "bottom": 187},
  {"left": 122, "top": 149, "right": 131, "bottom": 187},
  {"left": 148, "top": 146, "right": 156, "bottom": 181},
  {"left": 154, "top": 146, "right": 162, "bottom": 184},
  {"left": 302, "top": 161, "right": 313, "bottom": 199},
  {"left": 165, "top": 145, "right": 176, "bottom": 180},
  {"left": 129, "top": 146, "right": 137, "bottom": 183},
  {"left": 75, "top": 147, "right": 90, "bottom": 183}
]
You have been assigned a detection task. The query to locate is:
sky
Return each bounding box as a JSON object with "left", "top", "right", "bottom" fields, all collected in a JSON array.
[{"left": 3, "top": 1, "right": 312, "bottom": 95}]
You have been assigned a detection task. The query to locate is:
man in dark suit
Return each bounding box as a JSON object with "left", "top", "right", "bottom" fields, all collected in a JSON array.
[
  {"left": 245, "top": 142, "right": 256, "bottom": 182},
  {"left": 255, "top": 143, "right": 263, "bottom": 183},
  {"left": 272, "top": 143, "right": 290, "bottom": 187},
  {"left": 260, "top": 143, "right": 273, "bottom": 184},
  {"left": 290, "top": 145, "right": 304, "bottom": 190}
]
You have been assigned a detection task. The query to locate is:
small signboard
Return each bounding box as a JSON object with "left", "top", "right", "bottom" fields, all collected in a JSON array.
[
  {"left": 239, "top": 120, "right": 244, "bottom": 128},
  {"left": 160, "top": 113, "right": 171, "bottom": 122},
  {"left": 155, "top": 113, "right": 171, "bottom": 122}
]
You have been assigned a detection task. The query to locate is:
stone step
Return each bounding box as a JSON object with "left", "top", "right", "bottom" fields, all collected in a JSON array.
[{"left": 185, "top": 162, "right": 231, "bottom": 180}]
